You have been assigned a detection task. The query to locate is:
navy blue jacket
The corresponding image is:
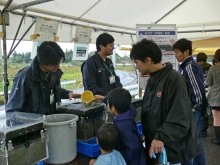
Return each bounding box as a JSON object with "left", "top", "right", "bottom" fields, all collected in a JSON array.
[
  {"left": 179, "top": 56, "right": 205, "bottom": 111},
  {"left": 81, "top": 52, "right": 122, "bottom": 96},
  {"left": 6, "top": 57, "right": 70, "bottom": 114},
  {"left": 114, "top": 104, "right": 147, "bottom": 165}
]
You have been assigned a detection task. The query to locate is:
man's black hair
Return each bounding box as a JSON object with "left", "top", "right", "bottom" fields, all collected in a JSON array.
[
  {"left": 97, "top": 123, "right": 120, "bottom": 151},
  {"left": 197, "top": 52, "right": 207, "bottom": 62},
  {"left": 130, "top": 39, "right": 162, "bottom": 63},
  {"left": 172, "top": 38, "right": 192, "bottom": 55},
  {"left": 37, "top": 41, "right": 65, "bottom": 65},
  {"left": 108, "top": 88, "right": 131, "bottom": 114},
  {"left": 215, "top": 49, "right": 220, "bottom": 62},
  {"left": 96, "top": 33, "right": 114, "bottom": 52}
]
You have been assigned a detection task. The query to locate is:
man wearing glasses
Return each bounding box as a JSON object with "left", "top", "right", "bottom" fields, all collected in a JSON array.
[{"left": 81, "top": 33, "right": 122, "bottom": 101}]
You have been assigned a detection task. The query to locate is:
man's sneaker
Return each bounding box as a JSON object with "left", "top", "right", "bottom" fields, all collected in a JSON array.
[{"left": 211, "top": 139, "right": 220, "bottom": 146}]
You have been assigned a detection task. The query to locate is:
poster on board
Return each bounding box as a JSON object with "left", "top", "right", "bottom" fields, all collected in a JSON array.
[
  {"left": 137, "top": 30, "right": 177, "bottom": 70},
  {"left": 72, "top": 26, "right": 92, "bottom": 60},
  {"left": 136, "top": 25, "right": 178, "bottom": 96},
  {"left": 72, "top": 43, "right": 89, "bottom": 60},
  {"left": 33, "top": 18, "right": 59, "bottom": 42}
]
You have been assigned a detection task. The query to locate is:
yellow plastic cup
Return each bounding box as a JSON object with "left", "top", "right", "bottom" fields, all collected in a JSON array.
[{"left": 81, "top": 90, "right": 94, "bottom": 105}]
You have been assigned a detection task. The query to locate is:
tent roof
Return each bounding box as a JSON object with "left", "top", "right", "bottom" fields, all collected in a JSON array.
[{"left": 0, "top": 0, "right": 220, "bottom": 45}]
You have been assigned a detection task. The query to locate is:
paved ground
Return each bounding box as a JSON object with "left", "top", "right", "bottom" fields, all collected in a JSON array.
[{"left": 201, "top": 125, "right": 220, "bottom": 165}]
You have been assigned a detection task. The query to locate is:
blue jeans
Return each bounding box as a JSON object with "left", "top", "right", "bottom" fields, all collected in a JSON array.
[
  {"left": 200, "top": 116, "right": 209, "bottom": 136},
  {"left": 192, "top": 111, "right": 206, "bottom": 165},
  {"left": 181, "top": 159, "right": 193, "bottom": 165}
]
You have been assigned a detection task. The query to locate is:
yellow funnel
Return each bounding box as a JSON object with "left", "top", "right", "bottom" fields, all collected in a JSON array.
[{"left": 81, "top": 90, "right": 94, "bottom": 104}]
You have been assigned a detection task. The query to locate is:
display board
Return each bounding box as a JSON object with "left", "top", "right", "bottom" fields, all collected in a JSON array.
[
  {"left": 33, "top": 18, "right": 59, "bottom": 42},
  {"left": 72, "top": 43, "right": 90, "bottom": 61},
  {"left": 138, "top": 29, "right": 177, "bottom": 70},
  {"left": 72, "top": 26, "right": 92, "bottom": 61},
  {"left": 136, "top": 24, "right": 177, "bottom": 96}
]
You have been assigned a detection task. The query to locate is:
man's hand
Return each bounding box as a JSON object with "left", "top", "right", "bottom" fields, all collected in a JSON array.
[
  {"left": 93, "top": 95, "right": 105, "bottom": 101},
  {"left": 68, "top": 92, "right": 81, "bottom": 100},
  {"left": 148, "top": 139, "right": 164, "bottom": 158},
  {"left": 89, "top": 159, "right": 96, "bottom": 165}
]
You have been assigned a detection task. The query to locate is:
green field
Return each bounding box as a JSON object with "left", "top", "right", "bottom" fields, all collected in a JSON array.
[{"left": 0, "top": 64, "right": 135, "bottom": 105}]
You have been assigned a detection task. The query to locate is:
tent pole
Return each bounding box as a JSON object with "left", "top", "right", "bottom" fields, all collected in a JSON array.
[
  {"left": 8, "top": 20, "right": 35, "bottom": 58},
  {"left": 2, "top": 0, "right": 13, "bottom": 12},
  {"left": 8, "top": 11, "right": 26, "bottom": 55},
  {"left": 1, "top": 11, "right": 10, "bottom": 106},
  {"left": 7, "top": 0, "right": 53, "bottom": 12}
]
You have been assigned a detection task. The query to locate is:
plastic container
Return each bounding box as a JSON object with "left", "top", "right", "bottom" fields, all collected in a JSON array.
[
  {"left": 45, "top": 114, "right": 79, "bottom": 164},
  {"left": 35, "top": 160, "right": 44, "bottom": 165},
  {"left": 77, "top": 137, "right": 101, "bottom": 157},
  {"left": 137, "top": 123, "right": 143, "bottom": 135}
]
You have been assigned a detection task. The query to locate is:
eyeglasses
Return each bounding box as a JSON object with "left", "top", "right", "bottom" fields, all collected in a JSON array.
[{"left": 107, "top": 43, "right": 114, "bottom": 48}]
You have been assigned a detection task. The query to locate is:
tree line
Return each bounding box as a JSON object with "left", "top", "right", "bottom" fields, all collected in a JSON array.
[{"left": 7, "top": 49, "right": 132, "bottom": 66}]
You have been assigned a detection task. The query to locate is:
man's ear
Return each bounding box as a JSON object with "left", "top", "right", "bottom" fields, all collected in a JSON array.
[
  {"left": 184, "top": 49, "right": 190, "bottom": 56},
  {"left": 99, "top": 44, "right": 104, "bottom": 50},
  {"left": 112, "top": 105, "right": 116, "bottom": 111},
  {"left": 145, "top": 57, "right": 152, "bottom": 64}
]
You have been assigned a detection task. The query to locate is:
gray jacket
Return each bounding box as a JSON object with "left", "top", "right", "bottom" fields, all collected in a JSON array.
[{"left": 205, "top": 62, "right": 220, "bottom": 107}]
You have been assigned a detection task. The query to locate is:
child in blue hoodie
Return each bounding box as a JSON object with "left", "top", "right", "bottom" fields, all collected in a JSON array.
[{"left": 107, "top": 88, "right": 147, "bottom": 165}]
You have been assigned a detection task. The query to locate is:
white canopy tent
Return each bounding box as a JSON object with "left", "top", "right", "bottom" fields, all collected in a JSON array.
[
  {"left": 0, "top": 0, "right": 220, "bottom": 103},
  {"left": 0, "top": 0, "right": 220, "bottom": 44}
]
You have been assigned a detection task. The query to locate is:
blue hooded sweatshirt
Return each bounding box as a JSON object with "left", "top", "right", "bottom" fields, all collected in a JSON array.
[{"left": 114, "top": 104, "right": 147, "bottom": 165}]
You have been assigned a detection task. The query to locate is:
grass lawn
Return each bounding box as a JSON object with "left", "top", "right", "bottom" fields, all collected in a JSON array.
[{"left": 0, "top": 64, "right": 135, "bottom": 105}]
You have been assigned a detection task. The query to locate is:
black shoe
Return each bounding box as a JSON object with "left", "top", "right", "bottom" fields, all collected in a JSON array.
[
  {"left": 201, "top": 133, "right": 207, "bottom": 137},
  {"left": 211, "top": 139, "right": 220, "bottom": 145}
]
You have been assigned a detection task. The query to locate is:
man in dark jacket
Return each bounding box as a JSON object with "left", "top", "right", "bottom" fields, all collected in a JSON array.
[
  {"left": 173, "top": 39, "right": 206, "bottom": 165},
  {"left": 6, "top": 41, "right": 80, "bottom": 115},
  {"left": 130, "top": 39, "right": 202, "bottom": 165},
  {"left": 197, "top": 52, "right": 212, "bottom": 83},
  {"left": 107, "top": 88, "right": 147, "bottom": 165},
  {"left": 197, "top": 52, "right": 212, "bottom": 137},
  {"left": 81, "top": 33, "right": 122, "bottom": 98}
]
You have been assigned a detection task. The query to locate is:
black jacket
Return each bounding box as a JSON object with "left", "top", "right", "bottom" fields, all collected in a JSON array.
[
  {"left": 198, "top": 61, "right": 212, "bottom": 83},
  {"left": 142, "top": 63, "right": 202, "bottom": 164},
  {"left": 6, "top": 57, "right": 70, "bottom": 114},
  {"left": 81, "top": 52, "right": 122, "bottom": 96}
]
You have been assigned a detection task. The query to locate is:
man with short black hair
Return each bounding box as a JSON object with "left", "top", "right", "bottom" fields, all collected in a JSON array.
[
  {"left": 130, "top": 39, "right": 202, "bottom": 165},
  {"left": 197, "top": 52, "right": 212, "bottom": 83},
  {"left": 81, "top": 33, "right": 122, "bottom": 99},
  {"left": 6, "top": 41, "right": 81, "bottom": 114},
  {"left": 173, "top": 38, "right": 206, "bottom": 165},
  {"left": 197, "top": 52, "right": 212, "bottom": 137}
]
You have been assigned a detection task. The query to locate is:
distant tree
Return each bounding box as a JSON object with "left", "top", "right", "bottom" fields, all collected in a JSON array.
[
  {"left": 64, "top": 49, "right": 73, "bottom": 63},
  {"left": 88, "top": 51, "right": 96, "bottom": 58},
  {"left": 24, "top": 52, "right": 31, "bottom": 63}
]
